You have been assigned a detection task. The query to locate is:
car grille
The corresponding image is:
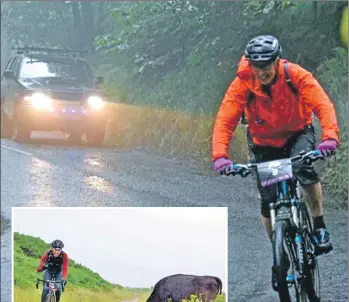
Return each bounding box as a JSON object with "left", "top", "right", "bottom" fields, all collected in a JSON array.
[
  {"left": 50, "top": 90, "right": 85, "bottom": 102},
  {"left": 54, "top": 102, "right": 88, "bottom": 119}
]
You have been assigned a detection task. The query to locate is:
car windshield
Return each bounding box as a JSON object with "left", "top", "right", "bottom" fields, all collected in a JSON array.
[{"left": 19, "top": 57, "right": 95, "bottom": 84}]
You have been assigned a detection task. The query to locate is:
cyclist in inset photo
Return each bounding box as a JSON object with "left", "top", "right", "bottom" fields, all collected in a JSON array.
[
  {"left": 37, "top": 239, "right": 69, "bottom": 302},
  {"left": 212, "top": 35, "right": 339, "bottom": 284}
]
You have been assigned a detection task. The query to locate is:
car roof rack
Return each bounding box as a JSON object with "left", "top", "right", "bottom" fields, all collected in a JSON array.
[{"left": 11, "top": 46, "right": 88, "bottom": 58}]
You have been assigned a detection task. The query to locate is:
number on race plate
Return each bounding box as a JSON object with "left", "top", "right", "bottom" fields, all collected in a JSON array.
[{"left": 49, "top": 283, "right": 55, "bottom": 289}]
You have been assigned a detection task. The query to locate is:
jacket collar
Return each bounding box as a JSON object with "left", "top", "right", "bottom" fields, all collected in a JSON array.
[{"left": 236, "top": 56, "right": 287, "bottom": 97}]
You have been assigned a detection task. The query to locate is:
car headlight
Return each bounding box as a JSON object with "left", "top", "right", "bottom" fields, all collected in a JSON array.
[
  {"left": 87, "top": 95, "right": 105, "bottom": 110},
  {"left": 24, "top": 92, "right": 52, "bottom": 110}
]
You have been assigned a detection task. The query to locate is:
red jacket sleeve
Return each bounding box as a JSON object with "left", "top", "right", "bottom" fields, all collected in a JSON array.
[
  {"left": 291, "top": 63, "right": 340, "bottom": 144},
  {"left": 37, "top": 252, "right": 48, "bottom": 272},
  {"left": 62, "top": 252, "right": 69, "bottom": 279},
  {"left": 212, "top": 77, "right": 250, "bottom": 161}
]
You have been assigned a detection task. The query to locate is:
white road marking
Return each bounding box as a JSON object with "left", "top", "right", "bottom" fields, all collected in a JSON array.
[{"left": 0, "top": 144, "right": 32, "bottom": 156}]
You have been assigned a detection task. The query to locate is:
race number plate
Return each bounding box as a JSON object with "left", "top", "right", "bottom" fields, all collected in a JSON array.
[
  {"left": 49, "top": 282, "right": 55, "bottom": 289},
  {"left": 257, "top": 158, "right": 293, "bottom": 187}
]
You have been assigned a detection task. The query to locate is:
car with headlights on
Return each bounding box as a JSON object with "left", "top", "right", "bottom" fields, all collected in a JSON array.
[{"left": 0, "top": 47, "right": 108, "bottom": 146}]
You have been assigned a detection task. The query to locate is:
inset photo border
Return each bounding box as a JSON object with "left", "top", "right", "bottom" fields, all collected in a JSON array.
[{"left": 12, "top": 207, "right": 228, "bottom": 302}]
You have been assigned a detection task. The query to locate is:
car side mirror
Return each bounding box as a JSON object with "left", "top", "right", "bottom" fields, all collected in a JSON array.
[
  {"left": 96, "top": 76, "right": 104, "bottom": 84},
  {"left": 3, "top": 70, "right": 15, "bottom": 79}
]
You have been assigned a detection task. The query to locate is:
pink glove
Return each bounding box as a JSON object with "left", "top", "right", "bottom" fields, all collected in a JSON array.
[
  {"left": 213, "top": 157, "right": 233, "bottom": 173},
  {"left": 317, "top": 139, "right": 338, "bottom": 157}
]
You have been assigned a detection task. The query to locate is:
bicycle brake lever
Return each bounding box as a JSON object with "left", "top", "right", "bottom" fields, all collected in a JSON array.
[
  {"left": 220, "top": 165, "right": 236, "bottom": 176},
  {"left": 225, "top": 170, "right": 237, "bottom": 176},
  {"left": 240, "top": 170, "right": 251, "bottom": 177}
]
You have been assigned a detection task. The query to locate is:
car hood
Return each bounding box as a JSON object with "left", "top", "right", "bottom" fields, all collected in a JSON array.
[{"left": 18, "top": 77, "right": 104, "bottom": 101}]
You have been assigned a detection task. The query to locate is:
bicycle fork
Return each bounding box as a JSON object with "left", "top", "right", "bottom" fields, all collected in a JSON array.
[
  {"left": 269, "top": 200, "right": 298, "bottom": 229},
  {"left": 270, "top": 201, "right": 304, "bottom": 285}
]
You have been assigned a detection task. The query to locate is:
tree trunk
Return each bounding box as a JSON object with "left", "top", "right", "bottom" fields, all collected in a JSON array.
[
  {"left": 95, "top": 2, "right": 106, "bottom": 36},
  {"left": 71, "top": 1, "right": 83, "bottom": 49},
  {"left": 81, "top": 1, "right": 95, "bottom": 51}
]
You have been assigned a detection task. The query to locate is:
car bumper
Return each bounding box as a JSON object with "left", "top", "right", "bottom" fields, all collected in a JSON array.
[{"left": 16, "top": 104, "right": 106, "bottom": 132}]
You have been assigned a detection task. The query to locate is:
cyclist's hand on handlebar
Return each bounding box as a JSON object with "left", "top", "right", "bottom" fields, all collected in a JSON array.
[
  {"left": 317, "top": 139, "right": 338, "bottom": 157},
  {"left": 213, "top": 157, "right": 233, "bottom": 175}
]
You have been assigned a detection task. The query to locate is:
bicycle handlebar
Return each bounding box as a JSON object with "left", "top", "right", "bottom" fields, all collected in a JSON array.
[
  {"left": 224, "top": 149, "right": 325, "bottom": 178},
  {"left": 36, "top": 279, "right": 68, "bottom": 290}
]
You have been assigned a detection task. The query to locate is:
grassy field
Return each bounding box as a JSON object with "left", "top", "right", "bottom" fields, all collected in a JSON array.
[
  {"left": 14, "top": 287, "right": 134, "bottom": 302},
  {"left": 135, "top": 292, "right": 226, "bottom": 302}
]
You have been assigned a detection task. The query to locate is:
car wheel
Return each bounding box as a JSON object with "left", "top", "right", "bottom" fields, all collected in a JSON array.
[
  {"left": 86, "top": 124, "right": 105, "bottom": 147},
  {"left": 1, "top": 110, "right": 13, "bottom": 138},
  {"left": 12, "top": 117, "right": 31, "bottom": 143}
]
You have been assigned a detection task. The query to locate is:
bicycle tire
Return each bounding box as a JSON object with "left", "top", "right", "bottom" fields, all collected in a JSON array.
[
  {"left": 300, "top": 202, "right": 321, "bottom": 301},
  {"left": 273, "top": 220, "right": 292, "bottom": 302},
  {"left": 44, "top": 295, "right": 55, "bottom": 302},
  {"left": 282, "top": 234, "right": 303, "bottom": 302}
]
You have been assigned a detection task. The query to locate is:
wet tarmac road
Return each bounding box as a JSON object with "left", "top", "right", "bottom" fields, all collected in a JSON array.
[{"left": 1, "top": 132, "right": 348, "bottom": 302}]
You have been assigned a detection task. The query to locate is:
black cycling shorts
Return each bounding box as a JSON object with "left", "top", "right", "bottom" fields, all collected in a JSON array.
[{"left": 247, "top": 125, "right": 320, "bottom": 218}]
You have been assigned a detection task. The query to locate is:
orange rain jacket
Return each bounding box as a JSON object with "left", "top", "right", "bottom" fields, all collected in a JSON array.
[{"left": 212, "top": 56, "right": 340, "bottom": 162}]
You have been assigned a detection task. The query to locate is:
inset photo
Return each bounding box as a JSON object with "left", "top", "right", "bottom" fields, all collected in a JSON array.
[{"left": 12, "top": 207, "right": 227, "bottom": 302}]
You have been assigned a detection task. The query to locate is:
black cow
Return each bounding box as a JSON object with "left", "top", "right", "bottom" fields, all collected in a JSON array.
[{"left": 146, "top": 274, "right": 223, "bottom": 302}]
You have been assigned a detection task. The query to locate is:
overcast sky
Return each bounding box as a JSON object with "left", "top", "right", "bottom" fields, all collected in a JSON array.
[{"left": 13, "top": 207, "right": 227, "bottom": 290}]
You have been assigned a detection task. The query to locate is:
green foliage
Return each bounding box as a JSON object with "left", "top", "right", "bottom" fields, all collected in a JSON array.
[
  {"left": 315, "top": 48, "right": 348, "bottom": 203},
  {"left": 243, "top": 0, "right": 296, "bottom": 15},
  {"left": 1, "top": 1, "right": 73, "bottom": 48},
  {"left": 94, "top": 1, "right": 344, "bottom": 114}
]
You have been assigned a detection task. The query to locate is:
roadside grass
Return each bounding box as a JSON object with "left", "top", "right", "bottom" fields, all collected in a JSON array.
[
  {"left": 136, "top": 291, "right": 226, "bottom": 302},
  {"left": 105, "top": 103, "right": 248, "bottom": 163},
  {"left": 13, "top": 287, "right": 134, "bottom": 302}
]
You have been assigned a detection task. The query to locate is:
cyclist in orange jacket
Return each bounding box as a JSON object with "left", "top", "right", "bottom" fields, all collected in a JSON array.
[
  {"left": 212, "top": 35, "right": 339, "bottom": 284},
  {"left": 37, "top": 239, "right": 68, "bottom": 302}
]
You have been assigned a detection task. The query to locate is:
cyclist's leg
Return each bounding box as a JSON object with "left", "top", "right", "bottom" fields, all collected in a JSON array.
[
  {"left": 287, "top": 124, "right": 332, "bottom": 252},
  {"left": 54, "top": 272, "right": 63, "bottom": 302},
  {"left": 251, "top": 145, "right": 286, "bottom": 240},
  {"left": 41, "top": 270, "right": 50, "bottom": 302}
]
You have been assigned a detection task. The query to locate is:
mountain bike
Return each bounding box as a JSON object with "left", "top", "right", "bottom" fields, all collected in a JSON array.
[
  {"left": 36, "top": 277, "right": 67, "bottom": 302},
  {"left": 223, "top": 149, "right": 328, "bottom": 302}
]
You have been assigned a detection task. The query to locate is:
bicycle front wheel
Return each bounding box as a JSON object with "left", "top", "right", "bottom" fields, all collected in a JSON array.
[
  {"left": 44, "top": 296, "right": 55, "bottom": 302},
  {"left": 300, "top": 202, "right": 321, "bottom": 301},
  {"left": 44, "top": 292, "right": 56, "bottom": 302},
  {"left": 273, "top": 220, "right": 292, "bottom": 302}
]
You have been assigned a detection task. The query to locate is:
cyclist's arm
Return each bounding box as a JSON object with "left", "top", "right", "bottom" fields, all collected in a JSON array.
[
  {"left": 62, "top": 252, "right": 69, "bottom": 279},
  {"left": 290, "top": 63, "right": 340, "bottom": 145},
  {"left": 37, "top": 252, "right": 48, "bottom": 272},
  {"left": 212, "top": 77, "right": 249, "bottom": 161}
]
